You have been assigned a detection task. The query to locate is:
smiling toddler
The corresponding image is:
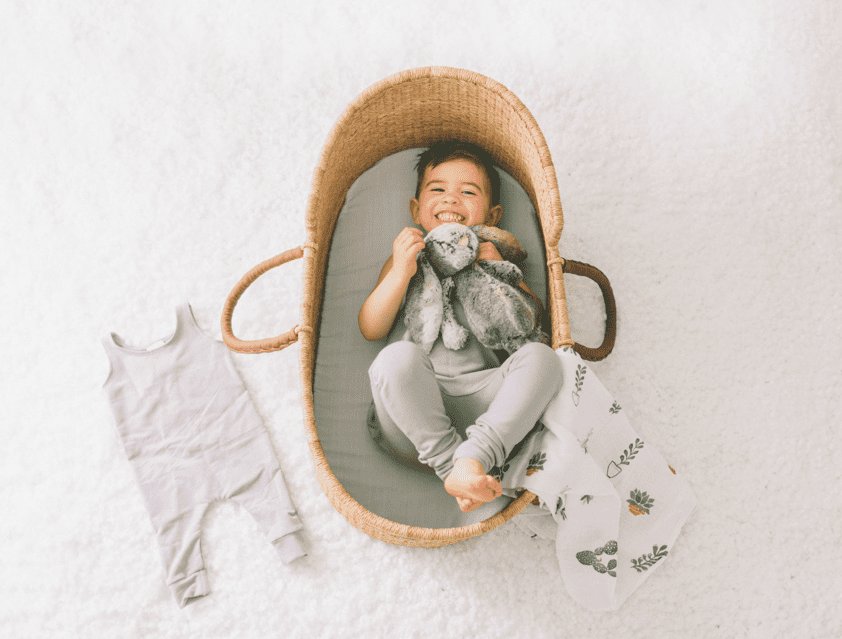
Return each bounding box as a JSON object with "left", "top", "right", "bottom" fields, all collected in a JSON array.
[{"left": 359, "top": 141, "right": 562, "bottom": 512}]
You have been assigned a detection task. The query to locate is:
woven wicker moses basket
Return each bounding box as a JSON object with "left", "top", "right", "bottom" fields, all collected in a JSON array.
[{"left": 221, "top": 67, "right": 616, "bottom": 547}]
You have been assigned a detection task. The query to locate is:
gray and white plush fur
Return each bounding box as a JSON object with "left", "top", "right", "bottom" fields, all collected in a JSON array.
[{"left": 403, "top": 223, "right": 549, "bottom": 355}]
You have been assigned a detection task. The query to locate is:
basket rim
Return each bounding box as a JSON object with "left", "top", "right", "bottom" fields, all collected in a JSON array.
[{"left": 313, "top": 66, "right": 563, "bottom": 244}]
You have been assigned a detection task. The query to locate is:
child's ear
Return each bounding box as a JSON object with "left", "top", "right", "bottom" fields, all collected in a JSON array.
[
  {"left": 409, "top": 198, "right": 422, "bottom": 225},
  {"left": 486, "top": 204, "right": 503, "bottom": 227}
]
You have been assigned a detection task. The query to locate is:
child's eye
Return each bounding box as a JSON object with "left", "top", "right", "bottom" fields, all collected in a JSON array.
[{"left": 462, "top": 190, "right": 476, "bottom": 196}]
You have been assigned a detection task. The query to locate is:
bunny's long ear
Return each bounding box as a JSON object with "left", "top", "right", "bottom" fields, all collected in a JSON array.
[
  {"left": 403, "top": 254, "right": 443, "bottom": 354},
  {"left": 440, "top": 277, "right": 469, "bottom": 351}
]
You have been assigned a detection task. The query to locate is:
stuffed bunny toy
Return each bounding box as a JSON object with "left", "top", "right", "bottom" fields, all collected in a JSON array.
[{"left": 402, "top": 223, "right": 549, "bottom": 355}]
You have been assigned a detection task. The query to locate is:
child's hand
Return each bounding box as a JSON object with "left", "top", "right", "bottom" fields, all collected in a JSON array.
[
  {"left": 476, "top": 241, "right": 504, "bottom": 262},
  {"left": 392, "top": 227, "right": 426, "bottom": 279}
]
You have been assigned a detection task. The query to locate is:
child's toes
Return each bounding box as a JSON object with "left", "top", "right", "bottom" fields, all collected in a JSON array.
[
  {"left": 472, "top": 476, "right": 501, "bottom": 500},
  {"left": 456, "top": 496, "right": 478, "bottom": 512}
]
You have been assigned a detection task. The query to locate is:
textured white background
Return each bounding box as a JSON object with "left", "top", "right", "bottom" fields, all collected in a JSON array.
[{"left": 2, "top": 1, "right": 840, "bottom": 637}]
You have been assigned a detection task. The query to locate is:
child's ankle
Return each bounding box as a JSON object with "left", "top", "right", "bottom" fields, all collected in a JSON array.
[{"left": 453, "top": 457, "right": 485, "bottom": 476}]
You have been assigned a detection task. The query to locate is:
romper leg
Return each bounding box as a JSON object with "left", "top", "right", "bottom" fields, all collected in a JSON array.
[
  {"left": 368, "top": 341, "right": 462, "bottom": 480},
  {"left": 138, "top": 463, "right": 213, "bottom": 608},
  {"left": 216, "top": 428, "right": 307, "bottom": 564},
  {"left": 453, "top": 342, "right": 563, "bottom": 472}
]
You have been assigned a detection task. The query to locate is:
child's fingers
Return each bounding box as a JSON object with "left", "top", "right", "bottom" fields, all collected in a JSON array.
[
  {"left": 409, "top": 236, "right": 425, "bottom": 252},
  {"left": 399, "top": 227, "right": 423, "bottom": 240},
  {"left": 401, "top": 230, "right": 425, "bottom": 246},
  {"left": 396, "top": 240, "right": 424, "bottom": 261},
  {"left": 396, "top": 229, "right": 425, "bottom": 254},
  {"left": 477, "top": 242, "right": 503, "bottom": 261},
  {"left": 395, "top": 228, "right": 423, "bottom": 246},
  {"left": 391, "top": 229, "right": 425, "bottom": 276}
]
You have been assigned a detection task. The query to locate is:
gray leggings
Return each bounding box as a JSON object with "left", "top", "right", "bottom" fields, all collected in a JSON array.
[{"left": 368, "top": 341, "right": 562, "bottom": 480}]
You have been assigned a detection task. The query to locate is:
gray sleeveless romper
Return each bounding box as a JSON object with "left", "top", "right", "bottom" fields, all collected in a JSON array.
[{"left": 101, "top": 303, "right": 306, "bottom": 607}]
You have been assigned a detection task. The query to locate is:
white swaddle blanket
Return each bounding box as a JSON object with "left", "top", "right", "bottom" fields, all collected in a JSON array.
[{"left": 497, "top": 347, "right": 698, "bottom": 611}]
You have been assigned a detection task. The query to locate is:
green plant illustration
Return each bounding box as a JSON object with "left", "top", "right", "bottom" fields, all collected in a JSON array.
[
  {"left": 627, "top": 489, "right": 655, "bottom": 515},
  {"left": 571, "top": 364, "right": 587, "bottom": 406},
  {"left": 576, "top": 540, "right": 618, "bottom": 577},
  {"left": 526, "top": 452, "right": 546, "bottom": 476},
  {"left": 555, "top": 499, "right": 567, "bottom": 521},
  {"left": 609, "top": 401, "right": 622, "bottom": 414},
  {"left": 489, "top": 461, "right": 510, "bottom": 483},
  {"left": 580, "top": 427, "right": 593, "bottom": 453},
  {"left": 501, "top": 422, "right": 542, "bottom": 473},
  {"left": 606, "top": 438, "right": 645, "bottom": 478},
  {"left": 580, "top": 495, "right": 593, "bottom": 504},
  {"left": 631, "top": 545, "right": 669, "bottom": 572}
]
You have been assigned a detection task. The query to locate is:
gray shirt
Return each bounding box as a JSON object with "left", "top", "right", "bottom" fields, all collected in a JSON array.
[{"left": 389, "top": 298, "right": 501, "bottom": 395}]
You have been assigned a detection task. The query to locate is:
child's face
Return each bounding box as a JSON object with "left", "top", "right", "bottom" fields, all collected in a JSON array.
[{"left": 409, "top": 159, "right": 502, "bottom": 233}]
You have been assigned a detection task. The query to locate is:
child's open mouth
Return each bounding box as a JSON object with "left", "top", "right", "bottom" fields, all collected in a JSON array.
[{"left": 435, "top": 212, "right": 465, "bottom": 223}]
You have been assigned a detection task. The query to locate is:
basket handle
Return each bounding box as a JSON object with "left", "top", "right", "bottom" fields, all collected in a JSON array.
[
  {"left": 221, "top": 246, "right": 305, "bottom": 354},
  {"left": 562, "top": 259, "right": 617, "bottom": 362}
]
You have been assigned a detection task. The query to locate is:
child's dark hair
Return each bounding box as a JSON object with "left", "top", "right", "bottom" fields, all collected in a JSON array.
[{"left": 414, "top": 140, "right": 501, "bottom": 206}]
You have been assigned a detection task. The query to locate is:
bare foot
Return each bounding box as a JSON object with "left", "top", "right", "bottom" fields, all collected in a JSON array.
[{"left": 444, "top": 458, "right": 503, "bottom": 512}]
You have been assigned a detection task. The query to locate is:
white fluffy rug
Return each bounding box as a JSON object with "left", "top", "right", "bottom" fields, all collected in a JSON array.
[{"left": 2, "top": 1, "right": 840, "bottom": 637}]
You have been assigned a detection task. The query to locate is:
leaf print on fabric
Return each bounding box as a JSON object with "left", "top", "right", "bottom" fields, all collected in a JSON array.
[
  {"left": 609, "top": 401, "right": 622, "bottom": 414},
  {"left": 572, "top": 364, "right": 587, "bottom": 406},
  {"left": 580, "top": 495, "right": 593, "bottom": 505},
  {"left": 489, "top": 462, "right": 509, "bottom": 483},
  {"left": 545, "top": 496, "right": 566, "bottom": 520},
  {"left": 501, "top": 421, "right": 542, "bottom": 471},
  {"left": 526, "top": 452, "right": 546, "bottom": 476},
  {"left": 579, "top": 427, "right": 593, "bottom": 453},
  {"left": 627, "top": 489, "right": 655, "bottom": 515},
  {"left": 631, "top": 545, "right": 669, "bottom": 572},
  {"left": 576, "top": 540, "right": 619, "bottom": 577},
  {"left": 606, "top": 438, "right": 644, "bottom": 478}
]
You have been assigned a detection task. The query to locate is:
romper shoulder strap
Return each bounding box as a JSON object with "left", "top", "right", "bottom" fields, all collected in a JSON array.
[
  {"left": 101, "top": 334, "right": 115, "bottom": 351},
  {"left": 176, "top": 302, "right": 214, "bottom": 343},
  {"left": 100, "top": 334, "right": 121, "bottom": 386}
]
